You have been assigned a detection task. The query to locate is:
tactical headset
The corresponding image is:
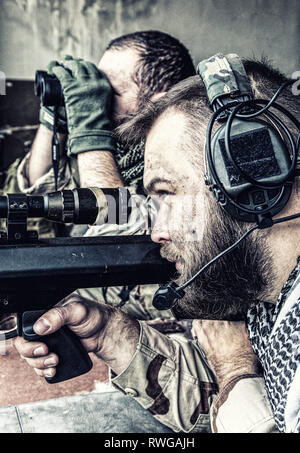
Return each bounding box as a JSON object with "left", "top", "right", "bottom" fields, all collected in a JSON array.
[{"left": 152, "top": 53, "right": 300, "bottom": 312}]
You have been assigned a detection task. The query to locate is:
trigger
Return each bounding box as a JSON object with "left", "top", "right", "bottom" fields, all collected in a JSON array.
[{"left": 0, "top": 314, "right": 19, "bottom": 339}]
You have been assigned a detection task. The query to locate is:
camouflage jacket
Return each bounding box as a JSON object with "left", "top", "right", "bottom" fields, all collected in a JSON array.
[{"left": 111, "top": 321, "right": 277, "bottom": 433}]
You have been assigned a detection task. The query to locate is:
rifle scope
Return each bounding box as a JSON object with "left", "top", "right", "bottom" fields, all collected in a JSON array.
[{"left": 0, "top": 187, "right": 131, "bottom": 225}]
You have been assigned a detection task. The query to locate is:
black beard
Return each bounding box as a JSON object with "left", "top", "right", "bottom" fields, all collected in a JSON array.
[{"left": 160, "top": 207, "right": 273, "bottom": 320}]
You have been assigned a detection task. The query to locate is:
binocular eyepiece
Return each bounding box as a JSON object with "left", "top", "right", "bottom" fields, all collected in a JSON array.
[{"left": 35, "top": 70, "right": 64, "bottom": 107}]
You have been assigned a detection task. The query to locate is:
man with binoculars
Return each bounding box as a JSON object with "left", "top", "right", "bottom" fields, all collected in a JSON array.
[{"left": 20, "top": 30, "right": 195, "bottom": 193}]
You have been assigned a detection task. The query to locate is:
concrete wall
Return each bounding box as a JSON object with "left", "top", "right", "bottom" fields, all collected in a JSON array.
[{"left": 0, "top": 0, "right": 299, "bottom": 79}]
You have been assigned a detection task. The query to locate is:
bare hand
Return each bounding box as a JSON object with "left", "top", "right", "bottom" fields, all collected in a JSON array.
[
  {"left": 192, "top": 320, "right": 259, "bottom": 389},
  {"left": 14, "top": 294, "right": 138, "bottom": 379}
]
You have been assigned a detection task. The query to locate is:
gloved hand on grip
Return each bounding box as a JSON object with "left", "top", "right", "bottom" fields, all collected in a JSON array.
[{"left": 49, "top": 56, "right": 116, "bottom": 156}]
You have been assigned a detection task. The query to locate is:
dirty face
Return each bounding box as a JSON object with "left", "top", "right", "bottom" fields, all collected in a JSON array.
[
  {"left": 98, "top": 47, "right": 140, "bottom": 125},
  {"left": 144, "top": 108, "right": 207, "bottom": 269},
  {"left": 144, "top": 108, "right": 271, "bottom": 319}
]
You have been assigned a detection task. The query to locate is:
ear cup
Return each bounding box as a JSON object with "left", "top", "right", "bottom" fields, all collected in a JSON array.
[{"left": 207, "top": 117, "right": 294, "bottom": 223}]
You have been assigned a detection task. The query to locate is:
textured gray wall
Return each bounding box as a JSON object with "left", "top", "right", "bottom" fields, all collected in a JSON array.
[{"left": 0, "top": 0, "right": 299, "bottom": 79}]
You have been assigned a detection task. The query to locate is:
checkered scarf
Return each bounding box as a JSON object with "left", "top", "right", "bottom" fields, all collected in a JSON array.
[
  {"left": 115, "top": 140, "right": 145, "bottom": 189},
  {"left": 247, "top": 257, "right": 300, "bottom": 432}
]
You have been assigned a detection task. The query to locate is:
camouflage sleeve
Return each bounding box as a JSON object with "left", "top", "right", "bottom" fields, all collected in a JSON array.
[
  {"left": 16, "top": 151, "right": 76, "bottom": 195},
  {"left": 210, "top": 376, "right": 278, "bottom": 433},
  {"left": 1, "top": 157, "right": 23, "bottom": 194},
  {"left": 75, "top": 284, "right": 174, "bottom": 321},
  {"left": 0, "top": 157, "right": 58, "bottom": 237},
  {"left": 111, "top": 321, "right": 218, "bottom": 433}
]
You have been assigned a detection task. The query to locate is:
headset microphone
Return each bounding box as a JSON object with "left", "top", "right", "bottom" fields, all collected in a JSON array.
[
  {"left": 152, "top": 224, "right": 258, "bottom": 310},
  {"left": 152, "top": 53, "right": 300, "bottom": 312}
]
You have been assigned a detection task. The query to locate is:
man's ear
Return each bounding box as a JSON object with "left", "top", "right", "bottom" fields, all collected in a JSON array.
[{"left": 150, "top": 92, "right": 167, "bottom": 102}]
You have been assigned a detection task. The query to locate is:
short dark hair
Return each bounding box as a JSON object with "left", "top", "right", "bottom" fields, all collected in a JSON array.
[{"left": 106, "top": 30, "right": 196, "bottom": 106}]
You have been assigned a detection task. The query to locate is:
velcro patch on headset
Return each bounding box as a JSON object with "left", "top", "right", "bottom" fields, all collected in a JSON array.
[
  {"left": 218, "top": 127, "right": 281, "bottom": 186},
  {"left": 197, "top": 53, "right": 253, "bottom": 106}
]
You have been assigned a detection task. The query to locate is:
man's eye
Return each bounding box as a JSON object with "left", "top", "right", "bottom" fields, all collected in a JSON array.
[
  {"left": 156, "top": 192, "right": 175, "bottom": 207},
  {"left": 150, "top": 192, "right": 172, "bottom": 207},
  {"left": 157, "top": 190, "right": 174, "bottom": 197}
]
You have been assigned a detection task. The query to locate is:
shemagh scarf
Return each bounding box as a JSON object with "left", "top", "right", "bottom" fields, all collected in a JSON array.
[
  {"left": 247, "top": 257, "right": 300, "bottom": 432},
  {"left": 115, "top": 140, "right": 145, "bottom": 188}
]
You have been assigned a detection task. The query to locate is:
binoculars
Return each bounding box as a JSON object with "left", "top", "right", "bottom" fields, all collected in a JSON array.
[{"left": 34, "top": 70, "right": 64, "bottom": 106}]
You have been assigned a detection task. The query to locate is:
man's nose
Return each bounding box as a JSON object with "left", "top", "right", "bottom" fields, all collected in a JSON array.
[
  {"left": 151, "top": 224, "right": 171, "bottom": 244},
  {"left": 150, "top": 201, "right": 171, "bottom": 244}
]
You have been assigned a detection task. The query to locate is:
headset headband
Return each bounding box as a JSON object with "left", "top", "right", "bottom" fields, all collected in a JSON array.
[{"left": 197, "top": 53, "right": 253, "bottom": 111}]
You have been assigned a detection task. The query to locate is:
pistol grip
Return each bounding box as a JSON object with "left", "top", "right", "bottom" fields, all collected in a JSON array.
[{"left": 22, "top": 310, "right": 93, "bottom": 384}]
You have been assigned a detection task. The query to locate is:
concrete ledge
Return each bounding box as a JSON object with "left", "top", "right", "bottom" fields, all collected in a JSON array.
[
  {"left": 0, "top": 391, "right": 173, "bottom": 433},
  {"left": 0, "top": 406, "right": 22, "bottom": 433}
]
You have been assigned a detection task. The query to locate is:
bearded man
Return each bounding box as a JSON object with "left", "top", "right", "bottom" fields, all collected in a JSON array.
[{"left": 14, "top": 58, "right": 300, "bottom": 433}]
